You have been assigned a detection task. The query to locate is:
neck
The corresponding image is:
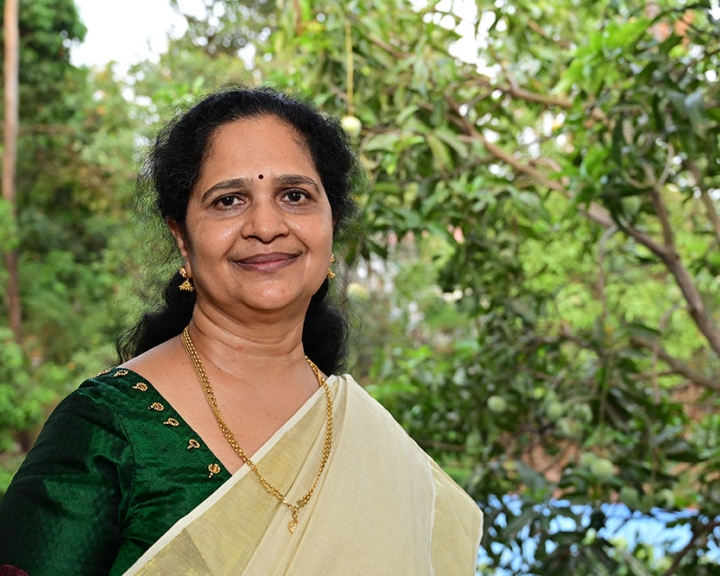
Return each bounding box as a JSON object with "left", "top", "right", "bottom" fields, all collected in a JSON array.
[{"left": 186, "top": 301, "right": 310, "bottom": 385}]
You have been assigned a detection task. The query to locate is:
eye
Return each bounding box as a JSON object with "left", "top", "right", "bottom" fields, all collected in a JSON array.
[
  {"left": 283, "top": 189, "right": 309, "bottom": 203},
  {"left": 215, "top": 195, "right": 242, "bottom": 208}
]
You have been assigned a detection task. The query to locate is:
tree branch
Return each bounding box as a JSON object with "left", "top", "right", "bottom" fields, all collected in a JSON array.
[
  {"left": 524, "top": 18, "right": 571, "bottom": 49},
  {"left": 499, "top": 84, "right": 575, "bottom": 109},
  {"left": 700, "top": 190, "right": 720, "bottom": 246},
  {"left": 647, "top": 240, "right": 720, "bottom": 357},
  {"left": 364, "top": 33, "right": 406, "bottom": 59},
  {"left": 486, "top": 62, "right": 609, "bottom": 125},
  {"left": 686, "top": 159, "right": 720, "bottom": 245},
  {"left": 446, "top": 88, "right": 720, "bottom": 357},
  {"left": 662, "top": 519, "right": 720, "bottom": 576},
  {"left": 446, "top": 92, "right": 619, "bottom": 232},
  {"left": 630, "top": 336, "right": 720, "bottom": 392},
  {"left": 619, "top": 224, "right": 671, "bottom": 260},
  {"left": 643, "top": 154, "right": 675, "bottom": 249},
  {"left": 3, "top": 0, "right": 22, "bottom": 345}
]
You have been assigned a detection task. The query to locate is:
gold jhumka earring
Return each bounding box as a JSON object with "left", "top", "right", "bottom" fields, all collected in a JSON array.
[
  {"left": 179, "top": 266, "right": 195, "bottom": 292},
  {"left": 327, "top": 253, "right": 336, "bottom": 279}
]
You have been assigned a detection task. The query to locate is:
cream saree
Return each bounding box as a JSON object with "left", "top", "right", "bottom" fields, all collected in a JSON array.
[{"left": 124, "top": 375, "right": 483, "bottom": 575}]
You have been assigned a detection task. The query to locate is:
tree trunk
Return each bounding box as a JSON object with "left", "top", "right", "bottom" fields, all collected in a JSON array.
[{"left": 3, "top": 0, "right": 22, "bottom": 343}]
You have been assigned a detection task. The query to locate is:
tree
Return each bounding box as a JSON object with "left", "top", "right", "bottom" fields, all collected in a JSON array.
[
  {"left": 168, "top": 0, "right": 277, "bottom": 57},
  {"left": 2, "top": 0, "right": 19, "bottom": 342},
  {"left": 0, "top": 0, "right": 147, "bottom": 474}
]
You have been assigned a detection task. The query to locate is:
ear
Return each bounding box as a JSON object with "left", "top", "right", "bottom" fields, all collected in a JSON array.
[{"left": 167, "top": 218, "right": 190, "bottom": 266}]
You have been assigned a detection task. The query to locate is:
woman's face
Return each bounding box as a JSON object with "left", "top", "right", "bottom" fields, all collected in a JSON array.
[{"left": 170, "top": 115, "right": 334, "bottom": 322}]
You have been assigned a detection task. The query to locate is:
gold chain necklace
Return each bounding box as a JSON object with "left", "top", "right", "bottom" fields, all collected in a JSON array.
[{"left": 181, "top": 326, "right": 333, "bottom": 534}]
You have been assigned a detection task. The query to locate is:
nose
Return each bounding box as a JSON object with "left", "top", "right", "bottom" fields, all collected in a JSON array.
[{"left": 240, "top": 197, "right": 289, "bottom": 243}]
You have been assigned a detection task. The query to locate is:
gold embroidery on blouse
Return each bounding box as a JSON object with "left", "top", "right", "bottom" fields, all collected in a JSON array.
[
  {"left": 163, "top": 418, "right": 179, "bottom": 427},
  {"left": 132, "top": 382, "right": 148, "bottom": 392},
  {"left": 113, "top": 369, "right": 129, "bottom": 378},
  {"left": 208, "top": 463, "right": 221, "bottom": 478},
  {"left": 187, "top": 439, "right": 201, "bottom": 450},
  {"left": 95, "top": 368, "right": 112, "bottom": 377},
  {"left": 148, "top": 402, "right": 164, "bottom": 412}
]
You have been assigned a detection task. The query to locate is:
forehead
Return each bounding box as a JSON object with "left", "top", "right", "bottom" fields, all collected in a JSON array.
[
  {"left": 191, "top": 114, "right": 325, "bottom": 204},
  {"left": 205, "top": 115, "right": 312, "bottom": 165}
]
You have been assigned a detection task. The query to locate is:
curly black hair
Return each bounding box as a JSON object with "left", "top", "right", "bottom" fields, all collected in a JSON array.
[{"left": 117, "top": 86, "right": 360, "bottom": 375}]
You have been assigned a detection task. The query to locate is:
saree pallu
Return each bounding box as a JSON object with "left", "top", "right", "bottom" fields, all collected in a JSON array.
[{"left": 125, "top": 375, "right": 483, "bottom": 575}]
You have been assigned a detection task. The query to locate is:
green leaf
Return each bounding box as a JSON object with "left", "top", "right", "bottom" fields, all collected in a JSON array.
[
  {"left": 435, "top": 127, "right": 469, "bottom": 158},
  {"left": 426, "top": 133, "right": 452, "bottom": 170},
  {"left": 364, "top": 132, "right": 400, "bottom": 152},
  {"left": 685, "top": 89, "right": 706, "bottom": 136}
]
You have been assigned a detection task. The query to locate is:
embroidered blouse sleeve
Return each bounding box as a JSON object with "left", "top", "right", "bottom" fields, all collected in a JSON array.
[{"left": 0, "top": 384, "right": 133, "bottom": 575}]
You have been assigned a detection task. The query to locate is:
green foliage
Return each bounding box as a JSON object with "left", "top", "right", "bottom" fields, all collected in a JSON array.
[
  {"left": 0, "top": 0, "right": 147, "bottom": 487},
  {"left": 0, "top": 198, "right": 18, "bottom": 252},
  {"left": 0, "top": 0, "right": 87, "bottom": 122},
  {"left": 0, "top": 327, "right": 56, "bottom": 495},
  {"left": 169, "top": 0, "right": 276, "bottom": 57}
]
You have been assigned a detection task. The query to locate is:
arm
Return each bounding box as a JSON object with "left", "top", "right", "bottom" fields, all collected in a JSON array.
[{"left": 0, "top": 387, "right": 132, "bottom": 575}]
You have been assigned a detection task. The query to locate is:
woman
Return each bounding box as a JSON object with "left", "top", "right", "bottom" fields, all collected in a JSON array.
[{"left": 0, "top": 87, "right": 482, "bottom": 574}]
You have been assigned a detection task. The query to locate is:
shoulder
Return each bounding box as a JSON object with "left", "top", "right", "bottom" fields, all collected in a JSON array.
[
  {"left": 34, "top": 368, "right": 160, "bottom": 451},
  {"left": 337, "top": 374, "right": 483, "bottom": 518},
  {"left": 54, "top": 367, "right": 155, "bottom": 417},
  {"left": 80, "top": 366, "right": 153, "bottom": 395},
  {"left": 333, "top": 374, "right": 428, "bottom": 460},
  {"left": 334, "top": 374, "right": 408, "bottom": 429},
  {"left": 117, "top": 336, "right": 186, "bottom": 397}
]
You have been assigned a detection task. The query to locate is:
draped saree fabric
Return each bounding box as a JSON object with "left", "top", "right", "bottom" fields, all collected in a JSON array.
[{"left": 126, "top": 375, "right": 483, "bottom": 575}]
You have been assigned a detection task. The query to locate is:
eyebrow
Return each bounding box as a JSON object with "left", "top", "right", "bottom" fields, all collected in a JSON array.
[
  {"left": 276, "top": 174, "right": 321, "bottom": 192},
  {"left": 200, "top": 174, "right": 321, "bottom": 203},
  {"left": 201, "top": 177, "right": 252, "bottom": 203}
]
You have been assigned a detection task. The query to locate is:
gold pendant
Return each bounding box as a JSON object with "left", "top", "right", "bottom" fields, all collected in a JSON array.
[{"left": 287, "top": 507, "right": 299, "bottom": 534}]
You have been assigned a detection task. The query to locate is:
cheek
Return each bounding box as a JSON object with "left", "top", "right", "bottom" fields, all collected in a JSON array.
[
  {"left": 305, "top": 222, "right": 334, "bottom": 257},
  {"left": 316, "top": 206, "right": 335, "bottom": 245},
  {"left": 189, "top": 220, "right": 238, "bottom": 253}
]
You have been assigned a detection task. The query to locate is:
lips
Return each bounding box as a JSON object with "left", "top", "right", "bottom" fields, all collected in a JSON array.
[
  {"left": 234, "top": 252, "right": 301, "bottom": 273},
  {"left": 237, "top": 252, "right": 297, "bottom": 264}
]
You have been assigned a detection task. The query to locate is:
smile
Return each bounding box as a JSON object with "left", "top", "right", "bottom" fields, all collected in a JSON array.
[{"left": 234, "top": 252, "right": 299, "bottom": 272}]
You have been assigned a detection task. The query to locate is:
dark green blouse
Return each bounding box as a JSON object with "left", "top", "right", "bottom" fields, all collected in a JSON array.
[{"left": 0, "top": 368, "right": 231, "bottom": 575}]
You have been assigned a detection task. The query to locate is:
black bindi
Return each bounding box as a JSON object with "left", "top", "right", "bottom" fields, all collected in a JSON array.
[{"left": 258, "top": 174, "right": 264, "bottom": 179}]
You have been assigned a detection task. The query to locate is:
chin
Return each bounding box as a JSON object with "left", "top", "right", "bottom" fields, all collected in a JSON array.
[{"left": 238, "top": 289, "right": 313, "bottom": 313}]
